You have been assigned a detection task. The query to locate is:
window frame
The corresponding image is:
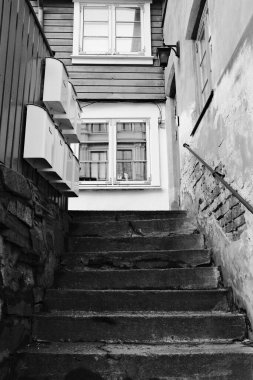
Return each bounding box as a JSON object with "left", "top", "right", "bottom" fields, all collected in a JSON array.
[
  {"left": 72, "top": 0, "right": 153, "bottom": 65},
  {"left": 194, "top": 2, "right": 212, "bottom": 115},
  {"left": 79, "top": 118, "right": 152, "bottom": 187}
]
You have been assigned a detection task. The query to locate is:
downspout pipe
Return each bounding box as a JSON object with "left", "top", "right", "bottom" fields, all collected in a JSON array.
[{"left": 37, "top": 0, "right": 44, "bottom": 28}]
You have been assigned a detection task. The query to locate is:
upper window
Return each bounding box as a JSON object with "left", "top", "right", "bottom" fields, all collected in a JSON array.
[
  {"left": 72, "top": 0, "right": 153, "bottom": 65},
  {"left": 194, "top": 2, "right": 212, "bottom": 111}
]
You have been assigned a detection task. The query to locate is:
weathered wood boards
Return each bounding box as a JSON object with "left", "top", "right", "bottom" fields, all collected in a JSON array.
[{"left": 41, "top": 0, "right": 165, "bottom": 100}]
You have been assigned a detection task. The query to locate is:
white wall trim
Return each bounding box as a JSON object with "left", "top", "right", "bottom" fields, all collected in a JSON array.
[{"left": 71, "top": 55, "right": 154, "bottom": 65}]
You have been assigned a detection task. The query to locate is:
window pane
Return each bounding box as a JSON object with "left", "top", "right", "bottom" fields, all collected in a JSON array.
[
  {"left": 82, "top": 37, "right": 109, "bottom": 53},
  {"left": 79, "top": 123, "right": 109, "bottom": 181},
  {"left": 116, "top": 23, "right": 141, "bottom": 38},
  {"left": 116, "top": 122, "right": 147, "bottom": 181},
  {"left": 84, "top": 7, "right": 108, "bottom": 22},
  {"left": 116, "top": 8, "right": 141, "bottom": 22},
  {"left": 116, "top": 38, "right": 141, "bottom": 53},
  {"left": 84, "top": 23, "right": 109, "bottom": 37}
]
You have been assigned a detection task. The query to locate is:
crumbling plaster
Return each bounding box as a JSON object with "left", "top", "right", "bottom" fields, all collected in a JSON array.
[{"left": 164, "top": 0, "right": 253, "bottom": 325}]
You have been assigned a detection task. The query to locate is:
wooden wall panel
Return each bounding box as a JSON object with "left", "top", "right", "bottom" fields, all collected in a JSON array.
[
  {"left": 0, "top": 0, "right": 67, "bottom": 209},
  {"left": 42, "top": 0, "right": 165, "bottom": 101}
]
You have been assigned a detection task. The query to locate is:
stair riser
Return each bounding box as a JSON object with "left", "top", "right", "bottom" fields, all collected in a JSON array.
[
  {"left": 33, "top": 315, "right": 245, "bottom": 343},
  {"left": 61, "top": 249, "right": 212, "bottom": 270},
  {"left": 69, "top": 235, "right": 204, "bottom": 252},
  {"left": 45, "top": 290, "right": 229, "bottom": 312},
  {"left": 69, "top": 210, "right": 187, "bottom": 222},
  {"left": 70, "top": 219, "right": 197, "bottom": 238},
  {"left": 55, "top": 268, "right": 220, "bottom": 290},
  {"left": 17, "top": 352, "right": 253, "bottom": 380}
]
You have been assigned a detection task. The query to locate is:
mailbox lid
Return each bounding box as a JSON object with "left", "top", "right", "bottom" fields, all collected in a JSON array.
[
  {"left": 51, "top": 143, "right": 72, "bottom": 191},
  {"left": 54, "top": 82, "right": 77, "bottom": 131},
  {"left": 39, "top": 128, "right": 65, "bottom": 180},
  {"left": 43, "top": 58, "right": 69, "bottom": 114},
  {"left": 24, "top": 105, "right": 54, "bottom": 170}
]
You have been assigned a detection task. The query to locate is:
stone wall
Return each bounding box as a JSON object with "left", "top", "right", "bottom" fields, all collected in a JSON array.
[
  {"left": 0, "top": 165, "right": 68, "bottom": 379},
  {"left": 183, "top": 159, "right": 246, "bottom": 241}
]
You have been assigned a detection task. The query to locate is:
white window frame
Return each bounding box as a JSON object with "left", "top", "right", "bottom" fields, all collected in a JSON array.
[
  {"left": 194, "top": 2, "right": 212, "bottom": 112},
  {"left": 79, "top": 118, "right": 155, "bottom": 188},
  {"left": 72, "top": 0, "right": 153, "bottom": 65}
]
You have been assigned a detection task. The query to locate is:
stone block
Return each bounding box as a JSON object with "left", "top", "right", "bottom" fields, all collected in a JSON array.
[
  {"left": 1, "top": 230, "right": 30, "bottom": 251},
  {"left": 233, "top": 214, "right": 246, "bottom": 229},
  {"left": 0, "top": 166, "right": 31, "bottom": 200},
  {"left": 221, "top": 202, "right": 230, "bottom": 215},
  {"left": 232, "top": 204, "right": 245, "bottom": 219},
  {"left": 16, "top": 202, "right": 33, "bottom": 227},
  {"left": 30, "top": 226, "right": 46, "bottom": 257},
  {"left": 225, "top": 222, "right": 234, "bottom": 233},
  {"left": 4, "top": 289, "right": 33, "bottom": 317},
  {"left": 228, "top": 195, "right": 239, "bottom": 208}
]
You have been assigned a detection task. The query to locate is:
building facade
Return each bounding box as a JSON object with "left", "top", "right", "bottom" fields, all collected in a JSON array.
[
  {"left": 162, "top": 0, "right": 253, "bottom": 327},
  {"left": 31, "top": 0, "right": 174, "bottom": 210}
]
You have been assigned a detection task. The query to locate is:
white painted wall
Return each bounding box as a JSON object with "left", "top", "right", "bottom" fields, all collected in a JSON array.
[{"left": 69, "top": 102, "right": 170, "bottom": 210}]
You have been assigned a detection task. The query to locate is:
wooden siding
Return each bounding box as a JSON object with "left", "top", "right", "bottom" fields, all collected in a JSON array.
[
  {"left": 42, "top": 0, "right": 165, "bottom": 101},
  {"left": 0, "top": 0, "right": 67, "bottom": 208}
]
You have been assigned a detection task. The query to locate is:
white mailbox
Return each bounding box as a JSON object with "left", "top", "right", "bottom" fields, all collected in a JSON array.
[
  {"left": 54, "top": 81, "right": 77, "bottom": 130},
  {"left": 43, "top": 58, "right": 69, "bottom": 114},
  {"left": 39, "top": 128, "right": 65, "bottom": 181},
  {"left": 61, "top": 100, "right": 81, "bottom": 143},
  {"left": 24, "top": 105, "right": 54, "bottom": 170},
  {"left": 64, "top": 153, "right": 79, "bottom": 197},
  {"left": 51, "top": 143, "right": 72, "bottom": 191}
]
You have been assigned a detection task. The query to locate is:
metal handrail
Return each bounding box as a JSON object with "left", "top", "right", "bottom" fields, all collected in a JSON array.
[{"left": 183, "top": 143, "right": 253, "bottom": 214}]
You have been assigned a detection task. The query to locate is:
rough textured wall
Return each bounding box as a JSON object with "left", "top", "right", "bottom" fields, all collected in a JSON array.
[
  {"left": 0, "top": 165, "right": 68, "bottom": 379},
  {"left": 181, "top": 28, "right": 253, "bottom": 327},
  {"left": 163, "top": 1, "right": 253, "bottom": 327}
]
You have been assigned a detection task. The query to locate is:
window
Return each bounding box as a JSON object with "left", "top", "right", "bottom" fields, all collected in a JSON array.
[
  {"left": 79, "top": 120, "right": 150, "bottom": 186},
  {"left": 194, "top": 2, "right": 212, "bottom": 111},
  {"left": 72, "top": 0, "right": 153, "bottom": 65}
]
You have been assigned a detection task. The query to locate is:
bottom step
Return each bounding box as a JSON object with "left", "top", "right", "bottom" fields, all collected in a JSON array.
[{"left": 17, "top": 342, "right": 253, "bottom": 379}]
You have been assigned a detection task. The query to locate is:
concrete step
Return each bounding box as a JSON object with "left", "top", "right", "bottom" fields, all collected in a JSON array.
[
  {"left": 33, "top": 311, "right": 246, "bottom": 344},
  {"left": 61, "top": 249, "right": 212, "bottom": 270},
  {"left": 54, "top": 267, "right": 220, "bottom": 290},
  {"left": 17, "top": 342, "right": 253, "bottom": 379},
  {"left": 68, "top": 234, "right": 204, "bottom": 253},
  {"left": 69, "top": 210, "right": 188, "bottom": 222},
  {"left": 69, "top": 218, "right": 197, "bottom": 238},
  {"left": 45, "top": 289, "right": 229, "bottom": 312}
]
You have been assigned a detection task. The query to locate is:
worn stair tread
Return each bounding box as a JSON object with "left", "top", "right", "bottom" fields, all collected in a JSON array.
[
  {"left": 69, "top": 217, "right": 198, "bottom": 237},
  {"left": 54, "top": 267, "right": 220, "bottom": 290},
  {"left": 45, "top": 288, "right": 229, "bottom": 312},
  {"left": 17, "top": 342, "right": 253, "bottom": 379},
  {"left": 69, "top": 234, "right": 204, "bottom": 252},
  {"left": 69, "top": 210, "right": 188, "bottom": 222},
  {"left": 61, "top": 249, "right": 212, "bottom": 270},
  {"left": 33, "top": 310, "right": 244, "bottom": 317},
  {"left": 33, "top": 310, "right": 245, "bottom": 342},
  {"left": 20, "top": 341, "right": 253, "bottom": 356}
]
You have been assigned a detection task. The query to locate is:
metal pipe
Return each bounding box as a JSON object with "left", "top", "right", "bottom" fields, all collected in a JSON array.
[{"left": 183, "top": 143, "right": 253, "bottom": 214}]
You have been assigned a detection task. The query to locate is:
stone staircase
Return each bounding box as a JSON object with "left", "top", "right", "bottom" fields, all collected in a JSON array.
[{"left": 17, "top": 211, "right": 253, "bottom": 379}]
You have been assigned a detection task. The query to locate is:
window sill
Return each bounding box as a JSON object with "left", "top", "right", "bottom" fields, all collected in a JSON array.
[
  {"left": 71, "top": 55, "right": 154, "bottom": 65},
  {"left": 79, "top": 184, "right": 161, "bottom": 190}
]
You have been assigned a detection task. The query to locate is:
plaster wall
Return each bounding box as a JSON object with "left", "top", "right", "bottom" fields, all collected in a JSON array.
[
  {"left": 69, "top": 102, "right": 170, "bottom": 211},
  {"left": 163, "top": 0, "right": 253, "bottom": 325}
]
